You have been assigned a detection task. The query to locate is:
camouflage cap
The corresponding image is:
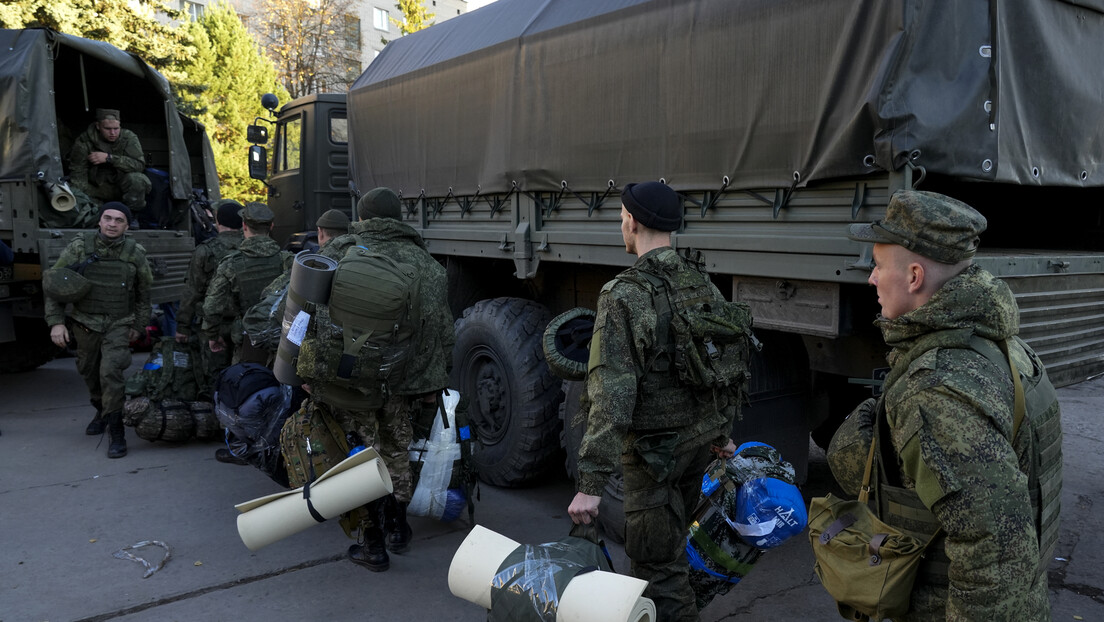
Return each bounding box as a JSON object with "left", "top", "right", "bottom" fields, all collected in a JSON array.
[
  {"left": 240, "top": 202, "right": 275, "bottom": 225},
  {"left": 847, "top": 190, "right": 987, "bottom": 264},
  {"left": 95, "top": 108, "right": 120, "bottom": 122}
]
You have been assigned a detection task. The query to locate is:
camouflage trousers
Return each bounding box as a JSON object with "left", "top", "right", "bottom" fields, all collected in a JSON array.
[
  {"left": 332, "top": 393, "right": 416, "bottom": 504},
  {"left": 196, "top": 334, "right": 232, "bottom": 399},
  {"left": 71, "top": 321, "right": 132, "bottom": 414},
  {"left": 86, "top": 171, "right": 152, "bottom": 210},
  {"left": 622, "top": 429, "right": 716, "bottom": 622}
]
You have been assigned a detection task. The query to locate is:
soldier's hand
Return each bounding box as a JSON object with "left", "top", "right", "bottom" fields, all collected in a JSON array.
[
  {"left": 88, "top": 151, "right": 110, "bottom": 166},
  {"left": 568, "top": 492, "right": 602, "bottom": 525},
  {"left": 128, "top": 328, "right": 140, "bottom": 343},
  {"left": 174, "top": 331, "right": 189, "bottom": 344},
  {"left": 711, "top": 438, "right": 737, "bottom": 459},
  {"left": 50, "top": 324, "right": 70, "bottom": 348},
  {"left": 209, "top": 338, "right": 225, "bottom": 353}
]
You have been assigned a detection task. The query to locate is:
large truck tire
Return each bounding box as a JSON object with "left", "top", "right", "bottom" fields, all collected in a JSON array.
[
  {"left": 452, "top": 297, "right": 564, "bottom": 487},
  {"left": 0, "top": 317, "right": 60, "bottom": 373}
]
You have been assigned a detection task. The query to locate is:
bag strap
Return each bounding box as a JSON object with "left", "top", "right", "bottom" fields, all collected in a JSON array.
[{"left": 997, "top": 338, "right": 1026, "bottom": 442}]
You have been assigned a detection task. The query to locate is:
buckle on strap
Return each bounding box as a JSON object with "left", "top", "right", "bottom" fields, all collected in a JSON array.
[{"left": 819, "top": 512, "right": 857, "bottom": 544}]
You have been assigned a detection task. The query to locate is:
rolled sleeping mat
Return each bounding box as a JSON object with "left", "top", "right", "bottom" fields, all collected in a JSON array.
[
  {"left": 274, "top": 252, "right": 338, "bottom": 385},
  {"left": 448, "top": 524, "right": 656, "bottom": 622},
  {"left": 44, "top": 181, "right": 76, "bottom": 212},
  {"left": 234, "top": 447, "right": 392, "bottom": 551}
]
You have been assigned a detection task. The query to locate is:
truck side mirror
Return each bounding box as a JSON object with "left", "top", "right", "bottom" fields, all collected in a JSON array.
[
  {"left": 248, "top": 145, "right": 268, "bottom": 180},
  {"left": 247, "top": 124, "right": 268, "bottom": 144}
]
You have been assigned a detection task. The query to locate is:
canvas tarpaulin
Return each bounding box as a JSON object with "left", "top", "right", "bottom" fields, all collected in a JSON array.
[
  {"left": 347, "top": 0, "right": 1104, "bottom": 199},
  {"left": 0, "top": 28, "right": 196, "bottom": 200}
]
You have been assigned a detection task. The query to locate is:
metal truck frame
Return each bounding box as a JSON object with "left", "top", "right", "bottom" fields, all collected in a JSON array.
[{"left": 250, "top": 1, "right": 1104, "bottom": 497}]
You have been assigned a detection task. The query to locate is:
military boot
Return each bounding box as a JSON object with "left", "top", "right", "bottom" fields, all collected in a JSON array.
[
  {"left": 382, "top": 495, "right": 413, "bottom": 553},
  {"left": 85, "top": 398, "right": 106, "bottom": 435},
  {"left": 106, "top": 411, "right": 127, "bottom": 459},
  {"left": 347, "top": 526, "right": 390, "bottom": 572}
]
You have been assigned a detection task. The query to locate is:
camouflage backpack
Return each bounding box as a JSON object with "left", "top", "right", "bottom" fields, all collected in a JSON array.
[
  {"left": 618, "top": 251, "right": 755, "bottom": 394},
  {"left": 279, "top": 400, "right": 366, "bottom": 537},
  {"left": 296, "top": 244, "right": 422, "bottom": 410},
  {"left": 125, "top": 337, "right": 205, "bottom": 402}
]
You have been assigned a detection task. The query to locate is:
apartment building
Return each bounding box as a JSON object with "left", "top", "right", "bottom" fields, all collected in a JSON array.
[{"left": 176, "top": 0, "right": 473, "bottom": 82}]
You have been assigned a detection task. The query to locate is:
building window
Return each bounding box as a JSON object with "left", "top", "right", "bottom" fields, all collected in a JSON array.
[
  {"left": 373, "top": 7, "right": 389, "bottom": 31},
  {"left": 179, "top": 0, "right": 203, "bottom": 21},
  {"left": 345, "top": 15, "right": 361, "bottom": 50}
]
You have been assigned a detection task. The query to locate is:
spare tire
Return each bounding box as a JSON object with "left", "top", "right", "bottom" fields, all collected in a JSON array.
[
  {"left": 542, "top": 307, "right": 595, "bottom": 381},
  {"left": 452, "top": 298, "right": 564, "bottom": 487}
]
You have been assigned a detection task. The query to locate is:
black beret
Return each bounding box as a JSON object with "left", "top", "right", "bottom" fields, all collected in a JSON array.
[
  {"left": 621, "top": 182, "right": 682, "bottom": 232},
  {"left": 215, "top": 200, "right": 244, "bottom": 229}
]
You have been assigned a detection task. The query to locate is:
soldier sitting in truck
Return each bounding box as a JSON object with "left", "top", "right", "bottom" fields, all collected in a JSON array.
[{"left": 68, "top": 108, "right": 152, "bottom": 218}]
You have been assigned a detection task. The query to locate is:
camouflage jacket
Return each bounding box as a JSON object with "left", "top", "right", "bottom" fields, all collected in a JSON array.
[
  {"left": 176, "top": 230, "right": 243, "bottom": 336},
  {"left": 576, "top": 247, "right": 734, "bottom": 497},
  {"left": 68, "top": 124, "right": 146, "bottom": 195},
  {"left": 201, "top": 236, "right": 290, "bottom": 341},
  {"left": 869, "top": 263, "right": 1049, "bottom": 621},
  {"left": 44, "top": 231, "right": 152, "bottom": 333},
  {"left": 319, "top": 218, "right": 454, "bottom": 396}
]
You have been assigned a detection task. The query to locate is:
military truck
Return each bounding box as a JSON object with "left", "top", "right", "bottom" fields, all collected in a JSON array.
[
  {"left": 0, "top": 28, "right": 219, "bottom": 372},
  {"left": 250, "top": 0, "right": 1104, "bottom": 495}
]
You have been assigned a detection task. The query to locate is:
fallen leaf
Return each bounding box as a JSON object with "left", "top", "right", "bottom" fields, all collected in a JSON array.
[
  {"left": 89, "top": 539, "right": 97, "bottom": 543},
  {"left": 194, "top": 561, "right": 203, "bottom": 566}
]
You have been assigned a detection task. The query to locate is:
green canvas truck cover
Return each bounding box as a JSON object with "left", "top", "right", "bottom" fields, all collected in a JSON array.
[
  {"left": 0, "top": 28, "right": 216, "bottom": 201},
  {"left": 347, "top": 0, "right": 1104, "bottom": 198}
]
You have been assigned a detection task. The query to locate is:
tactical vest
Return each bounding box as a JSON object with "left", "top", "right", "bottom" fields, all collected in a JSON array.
[
  {"left": 202, "top": 234, "right": 241, "bottom": 275},
  {"left": 876, "top": 332, "right": 1062, "bottom": 585},
  {"left": 231, "top": 251, "right": 286, "bottom": 312},
  {"left": 612, "top": 252, "right": 748, "bottom": 430},
  {"left": 73, "top": 233, "right": 139, "bottom": 318}
]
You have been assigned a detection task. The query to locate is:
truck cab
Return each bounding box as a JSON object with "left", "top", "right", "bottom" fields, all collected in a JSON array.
[{"left": 248, "top": 93, "right": 351, "bottom": 250}]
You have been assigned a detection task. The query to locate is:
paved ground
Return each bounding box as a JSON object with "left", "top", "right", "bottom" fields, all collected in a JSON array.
[{"left": 1, "top": 354, "right": 1101, "bottom": 621}]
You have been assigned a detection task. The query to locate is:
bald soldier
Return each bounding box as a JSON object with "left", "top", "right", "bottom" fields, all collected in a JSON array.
[
  {"left": 68, "top": 108, "right": 151, "bottom": 214},
  {"left": 827, "top": 190, "right": 1062, "bottom": 620}
]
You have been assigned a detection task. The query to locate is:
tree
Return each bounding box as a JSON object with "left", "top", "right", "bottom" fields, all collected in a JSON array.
[
  {"left": 0, "top": 0, "right": 197, "bottom": 90},
  {"left": 391, "top": 0, "right": 434, "bottom": 37},
  {"left": 180, "top": 2, "right": 291, "bottom": 203},
  {"left": 254, "top": 0, "right": 362, "bottom": 98}
]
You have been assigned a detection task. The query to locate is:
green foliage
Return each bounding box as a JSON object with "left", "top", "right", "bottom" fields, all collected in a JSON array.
[
  {"left": 0, "top": 0, "right": 196, "bottom": 85},
  {"left": 0, "top": 0, "right": 291, "bottom": 204},
  {"left": 391, "top": 0, "right": 435, "bottom": 36},
  {"left": 180, "top": 2, "right": 290, "bottom": 202}
]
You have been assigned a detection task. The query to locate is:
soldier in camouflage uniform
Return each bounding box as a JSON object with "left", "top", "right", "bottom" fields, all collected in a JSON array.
[
  {"left": 68, "top": 109, "right": 152, "bottom": 214},
  {"left": 174, "top": 200, "right": 244, "bottom": 395},
  {"left": 45, "top": 202, "right": 153, "bottom": 459},
  {"left": 201, "top": 202, "right": 291, "bottom": 366},
  {"left": 829, "top": 190, "right": 1062, "bottom": 620},
  {"left": 306, "top": 188, "right": 453, "bottom": 572},
  {"left": 568, "top": 182, "right": 738, "bottom": 622}
]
